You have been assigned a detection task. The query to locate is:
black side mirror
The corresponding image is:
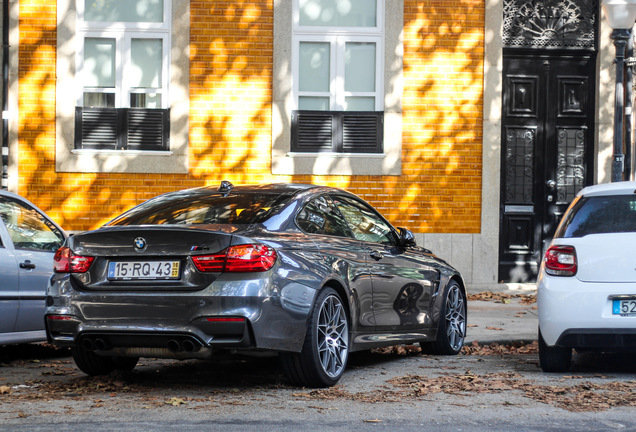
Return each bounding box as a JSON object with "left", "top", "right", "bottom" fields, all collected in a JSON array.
[{"left": 397, "top": 227, "right": 416, "bottom": 247}]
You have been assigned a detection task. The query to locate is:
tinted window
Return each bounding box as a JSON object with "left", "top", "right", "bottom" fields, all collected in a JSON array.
[
  {"left": 296, "top": 195, "right": 353, "bottom": 237},
  {"left": 331, "top": 195, "right": 397, "bottom": 245},
  {"left": 108, "top": 191, "right": 294, "bottom": 226},
  {"left": 0, "top": 196, "right": 65, "bottom": 251},
  {"left": 557, "top": 195, "right": 636, "bottom": 238}
]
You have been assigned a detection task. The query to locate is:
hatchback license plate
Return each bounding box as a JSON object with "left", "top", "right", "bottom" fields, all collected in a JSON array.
[
  {"left": 612, "top": 299, "right": 636, "bottom": 316},
  {"left": 108, "top": 261, "right": 180, "bottom": 280}
]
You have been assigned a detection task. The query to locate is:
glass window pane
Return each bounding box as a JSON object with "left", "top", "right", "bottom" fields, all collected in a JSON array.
[
  {"left": 0, "top": 197, "right": 64, "bottom": 252},
  {"left": 345, "top": 96, "right": 374, "bottom": 111},
  {"left": 299, "top": 96, "right": 330, "bottom": 110},
  {"left": 131, "top": 39, "right": 163, "bottom": 88},
  {"left": 85, "top": 0, "right": 164, "bottom": 23},
  {"left": 83, "top": 93, "right": 115, "bottom": 107},
  {"left": 299, "top": 0, "right": 377, "bottom": 27},
  {"left": 345, "top": 42, "right": 375, "bottom": 92},
  {"left": 299, "top": 42, "right": 330, "bottom": 92},
  {"left": 84, "top": 38, "right": 115, "bottom": 88},
  {"left": 131, "top": 93, "right": 162, "bottom": 108}
]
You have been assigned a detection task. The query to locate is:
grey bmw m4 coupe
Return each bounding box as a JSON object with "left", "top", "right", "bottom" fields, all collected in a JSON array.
[{"left": 46, "top": 182, "right": 466, "bottom": 387}]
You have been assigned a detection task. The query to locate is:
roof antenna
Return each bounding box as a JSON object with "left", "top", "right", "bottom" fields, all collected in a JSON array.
[{"left": 218, "top": 180, "right": 234, "bottom": 197}]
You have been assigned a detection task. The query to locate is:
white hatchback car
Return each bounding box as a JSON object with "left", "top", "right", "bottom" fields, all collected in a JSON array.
[{"left": 538, "top": 181, "right": 636, "bottom": 372}]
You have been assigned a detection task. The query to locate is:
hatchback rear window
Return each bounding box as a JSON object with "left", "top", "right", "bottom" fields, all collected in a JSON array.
[
  {"left": 108, "top": 192, "right": 294, "bottom": 226},
  {"left": 556, "top": 195, "right": 636, "bottom": 238}
]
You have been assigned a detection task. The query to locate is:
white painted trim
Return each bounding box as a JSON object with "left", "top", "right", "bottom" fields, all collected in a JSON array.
[
  {"left": 56, "top": 0, "right": 189, "bottom": 174},
  {"left": 272, "top": 0, "right": 402, "bottom": 176}
]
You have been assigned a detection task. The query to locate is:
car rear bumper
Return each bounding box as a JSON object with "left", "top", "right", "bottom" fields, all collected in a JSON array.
[
  {"left": 45, "top": 272, "right": 317, "bottom": 355},
  {"left": 538, "top": 274, "right": 636, "bottom": 347}
]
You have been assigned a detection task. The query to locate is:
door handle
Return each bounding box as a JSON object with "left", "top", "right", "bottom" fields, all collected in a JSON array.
[
  {"left": 370, "top": 250, "right": 384, "bottom": 261},
  {"left": 546, "top": 179, "right": 556, "bottom": 189},
  {"left": 20, "top": 261, "right": 36, "bottom": 269}
]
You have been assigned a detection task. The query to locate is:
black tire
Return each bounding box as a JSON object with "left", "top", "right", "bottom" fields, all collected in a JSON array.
[
  {"left": 113, "top": 356, "right": 139, "bottom": 372},
  {"left": 420, "top": 281, "right": 466, "bottom": 355},
  {"left": 72, "top": 347, "right": 139, "bottom": 376},
  {"left": 539, "top": 328, "right": 572, "bottom": 372},
  {"left": 280, "top": 287, "right": 350, "bottom": 388},
  {"left": 72, "top": 347, "right": 117, "bottom": 376}
]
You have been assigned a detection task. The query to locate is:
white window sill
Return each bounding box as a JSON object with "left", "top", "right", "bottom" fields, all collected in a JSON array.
[{"left": 71, "top": 149, "right": 174, "bottom": 156}]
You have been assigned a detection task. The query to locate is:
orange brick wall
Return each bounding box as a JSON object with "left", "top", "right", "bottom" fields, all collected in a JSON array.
[{"left": 17, "top": 0, "right": 484, "bottom": 234}]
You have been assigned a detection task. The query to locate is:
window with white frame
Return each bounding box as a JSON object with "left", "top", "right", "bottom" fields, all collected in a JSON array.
[
  {"left": 292, "top": 0, "right": 384, "bottom": 153},
  {"left": 75, "top": 0, "right": 170, "bottom": 151}
]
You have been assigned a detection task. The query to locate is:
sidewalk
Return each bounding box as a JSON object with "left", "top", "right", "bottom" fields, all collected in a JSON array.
[{"left": 465, "top": 283, "right": 538, "bottom": 345}]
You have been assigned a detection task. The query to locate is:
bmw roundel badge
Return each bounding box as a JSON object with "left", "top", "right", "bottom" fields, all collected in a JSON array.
[{"left": 134, "top": 237, "right": 147, "bottom": 251}]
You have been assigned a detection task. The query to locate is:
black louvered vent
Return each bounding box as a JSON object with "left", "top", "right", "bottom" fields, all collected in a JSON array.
[
  {"left": 292, "top": 112, "right": 333, "bottom": 152},
  {"left": 342, "top": 113, "right": 383, "bottom": 153},
  {"left": 291, "top": 110, "right": 383, "bottom": 153},
  {"left": 75, "top": 107, "right": 170, "bottom": 151},
  {"left": 77, "top": 107, "right": 118, "bottom": 149},
  {"left": 127, "top": 109, "right": 167, "bottom": 151}
]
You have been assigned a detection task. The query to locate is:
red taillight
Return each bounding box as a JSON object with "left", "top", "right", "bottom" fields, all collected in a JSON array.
[
  {"left": 205, "top": 317, "right": 246, "bottom": 322},
  {"left": 191, "top": 244, "right": 277, "bottom": 273},
  {"left": 544, "top": 245, "right": 577, "bottom": 276},
  {"left": 53, "top": 247, "right": 95, "bottom": 273},
  {"left": 46, "top": 315, "right": 73, "bottom": 321},
  {"left": 190, "top": 251, "right": 226, "bottom": 272}
]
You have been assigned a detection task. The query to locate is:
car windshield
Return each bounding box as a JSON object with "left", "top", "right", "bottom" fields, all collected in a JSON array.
[
  {"left": 107, "top": 191, "right": 295, "bottom": 226},
  {"left": 557, "top": 195, "right": 636, "bottom": 238}
]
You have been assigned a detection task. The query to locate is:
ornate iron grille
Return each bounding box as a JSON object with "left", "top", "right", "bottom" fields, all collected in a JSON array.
[
  {"left": 505, "top": 127, "right": 535, "bottom": 204},
  {"left": 556, "top": 127, "right": 586, "bottom": 204},
  {"left": 503, "top": 0, "right": 597, "bottom": 49}
]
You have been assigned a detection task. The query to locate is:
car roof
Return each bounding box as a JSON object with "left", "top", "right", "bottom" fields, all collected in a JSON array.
[{"left": 578, "top": 181, "right": 636, "bottom": 198}]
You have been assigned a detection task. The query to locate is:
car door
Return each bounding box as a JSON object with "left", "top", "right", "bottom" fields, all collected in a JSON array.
[
  {"left": 295, "top": 194, "right": 376, "bottom": 329},
  {"left": 0, "top": 219, "right": 19, "bottom": 334},
  {"left": 0, "top": 195, "right": 65, "bottom": 333},
  {"left": 331, "top": 195, "right": 440, "bottom": 332}
]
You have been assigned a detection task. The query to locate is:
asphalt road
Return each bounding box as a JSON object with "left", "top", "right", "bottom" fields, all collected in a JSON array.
[{"left": 2, "top": 340, "right": 636, "bottom": 431}]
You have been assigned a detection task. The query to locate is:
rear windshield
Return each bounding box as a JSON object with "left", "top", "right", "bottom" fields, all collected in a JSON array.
[
  {"left": 556, "top": 195, "right": 636, "bottom": 238},
  {"left": 108, "top": 192, "right": 294, "bottom": 226}
]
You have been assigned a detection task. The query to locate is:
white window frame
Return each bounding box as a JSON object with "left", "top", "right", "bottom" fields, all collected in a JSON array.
[
  {"left": 76, "top": 0, "right": 171, "bottom": 31},
  {"left": 77, "top": 32, "right": 170, "bottom": 109},
  {"left": 76, "top": 0, "right": 171, "bottom": 109},
  {"left": 292, "top": 1, "right": 384, "bottom": 112},
  {"left": 56, "top": 0, "right": 190, "bottom": 173},
  {"left": 293, "top": 34, "right": 384, "bottom": 111},
  {"left": 273, "top": 0, "right": 402, "bottom": 176}
]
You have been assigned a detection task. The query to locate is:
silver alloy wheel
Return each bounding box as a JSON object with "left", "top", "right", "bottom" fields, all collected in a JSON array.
[
  {"left": 445, "top": 284, "right": 466, "bottom": 351},
  {"left": 317, "top": 294, "right": 349, "bottom": 378}
]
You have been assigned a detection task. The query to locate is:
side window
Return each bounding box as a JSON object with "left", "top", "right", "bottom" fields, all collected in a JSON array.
[
  {"left": 331, "top": 195, "right": 396, "bottom": 245},
  {"left": 0, "top": 197, "right": 65, "bottom": 252},
  {"left": 296, "top": 196, "right": 353, "bottom": 237}
]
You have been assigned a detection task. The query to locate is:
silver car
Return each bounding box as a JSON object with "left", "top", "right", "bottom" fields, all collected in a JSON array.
[
  {"left": 0, "top": 190, "right": 66, "bottom": 345},
  {"left": 46, "top": 182, "right": 466, "bottom": 387}
]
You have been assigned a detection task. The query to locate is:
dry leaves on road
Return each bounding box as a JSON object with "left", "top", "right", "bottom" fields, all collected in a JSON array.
[
  {"left": 296, "top": 370, "right": 636, "bottom": 412},
  {"left": 468, "top": 291, "right": 536, "bottom": 304}
]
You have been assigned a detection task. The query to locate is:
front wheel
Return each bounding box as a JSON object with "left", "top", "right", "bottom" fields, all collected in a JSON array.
[
  {"left": 280, "top": 287, "right": 350, "bottom": 388},
  {"left": 421, "top": 281, "right": 466, "bottom": 355}
]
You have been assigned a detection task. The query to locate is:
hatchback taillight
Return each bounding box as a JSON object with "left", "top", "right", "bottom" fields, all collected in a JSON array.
[
  {"left": 544, "top": 245, "right": 577, "bottom": 276},
  {"left": 192, "top": 244, "right": 277, "bottom": 273},
  {"left": 53, "top": 247, "right": 95, "bottom": 273}
]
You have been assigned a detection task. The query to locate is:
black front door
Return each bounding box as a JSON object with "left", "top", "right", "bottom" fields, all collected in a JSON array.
[{"left": 498, "top": 52, "right": 596, "bottom": 282}]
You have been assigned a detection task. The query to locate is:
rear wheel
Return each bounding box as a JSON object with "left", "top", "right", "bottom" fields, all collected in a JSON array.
[
  {"left": 280, "top": 288, "right": 349, "bottom": 388},
  {"left": 420, "top": 281, "right": 466, "bottom": 355},
  {"left": 72, "top": 348, "right": 139, "bottom": 375},
  {"left": 538, "top": 329, "right": 572, "bottom": 372}
]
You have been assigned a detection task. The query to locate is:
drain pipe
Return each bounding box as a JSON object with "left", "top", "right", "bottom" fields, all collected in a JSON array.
[{"left": 1, "top": 0, "right": 8, "bottom": 190}]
